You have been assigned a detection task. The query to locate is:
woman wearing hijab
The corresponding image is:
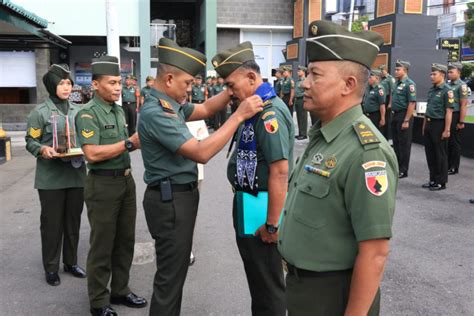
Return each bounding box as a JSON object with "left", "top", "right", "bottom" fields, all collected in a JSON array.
[{"left": 25, "top": 64, "right": 87, "bottom": 286}]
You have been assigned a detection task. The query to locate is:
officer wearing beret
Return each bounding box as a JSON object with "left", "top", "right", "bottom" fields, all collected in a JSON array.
[
  {"left": 362, "top": 69, "right": 386, "bottom": 134},
  {"left": 212, "top": 41, "right": 294, "bottom": 316},
  {"left": 75, "top": 56, "right": 147, "bottom": 316},
  {"left": 379, "top": 64, "right": 396, "bottom": 139},
  {"left": 278, "top": 20, "right": 398, "bottom": 316},
  {"left": 281, "top": 66, "right": 295, "bottom": 116},
  {"left": 26, "top": 64, "right": 87, "bottom": 286},
  {"left": 122, "top": 74, "right": 139, "bottom": 136},
  {"left": 138, "top": 38, "right": 263, "bottom": 315},
  {"left": 391, "top": 59, "right": 416, "bottom": 179},
  {"left": 446, "top": 62, "right": 469, "bottom": 175},
  {"left": 421, "top": 63, "right": 455, "bottom": 191},
  {"left": 140, "top": 75, "right": 155, "bottom": 108},
  {"left": 295, "top": 65, "right": 308, "bottom": 140}
]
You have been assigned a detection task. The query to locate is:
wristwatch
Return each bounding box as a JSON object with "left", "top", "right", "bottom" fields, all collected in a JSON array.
[
  {"left": 124, "top": 139, "right": 134, "bottom": 152},
  {"left": 265, "top": 223, "right": 279, "bottom": 234}
]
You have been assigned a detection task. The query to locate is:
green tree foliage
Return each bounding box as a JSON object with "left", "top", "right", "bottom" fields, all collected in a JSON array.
[
  {"left": 463, "top": 3, "right": 474, "bottom": 48},
  {"left": 351, "top": 16, "right": 369, "bottom": 33},
  {"left": 461, "top": 62, "right": 474, "bottom": 79}
]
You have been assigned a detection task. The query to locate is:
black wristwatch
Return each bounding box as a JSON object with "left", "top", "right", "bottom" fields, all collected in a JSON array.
[
  {"left": 265, "top": 223, "right": 279, "bottom": 234},
  {"left": 124, "top": 139, "right": 134, "bottom": 152}
]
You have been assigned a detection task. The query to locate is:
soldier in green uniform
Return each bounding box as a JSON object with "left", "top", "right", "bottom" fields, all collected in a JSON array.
[
  {"left": 213, "top": 41, "right": 294, "bottom": 316},
  {"left": 421, "top": 63, "right": 455, "bottom": 191},
  {"left": 446, "top": 62, "right": 469, "bottom": 175},
  {"left": 26, "top": 64, "right": 87, "bottom": 286},
  {"left": 122, "top": 74, "right": 139, "bottom": 136},
  {"left": 391, "top": 59, "right": 417, "bottom": 179},
  {"left": 379, "top": 64, "right": 396, "bottom": 140},
  {"left": 294, "top": 65, "right": 308, "bottom": 140},
  {"left": 278, "top": 20, "right": 398, "bottom": 316},
  {"left": 362, "top": 69, "right": 386, "bottom": 134},
  {"left": 138, "top": 38, "right": 264, "bottom": 316},
  {"left": 75, "top": 56, "right": 147, "bottom": 316},
  {"left": 191, "top": 75, "right": 207, "bottom": 104},
  {"left": 213, "top": 76, "right": 228, "bottom": 128},
  {"left": 281, "top": 66, "right": 295, "bottom": 116},
  {"left": 274, "top": 68, "right": 283, "bottom": 97},
  {"left": 140, "top": 75, "right": 155, "bottom": 109}
]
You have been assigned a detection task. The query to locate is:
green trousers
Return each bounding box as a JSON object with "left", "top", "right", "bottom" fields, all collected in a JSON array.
[
  {"left": 143, "top": 186, "right": 199, "bottom": 316},
  {"left": 294, "top": 97, "right": 308, "bottom": 137},
  {"left": 84, "top": 173, "right": 137, "bottom": 308},
  {"left": 38, "top": 188, "right": 84, "bottom": 272},
  {"left": 286, "top": 270, "right": 380, "bottom": 316}
]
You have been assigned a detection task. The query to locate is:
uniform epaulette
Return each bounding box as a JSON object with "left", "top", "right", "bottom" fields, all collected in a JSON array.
[
  {"left": 353, "top": 121, "right": 380, "bottom": 149},
  {"left": 158, "top": 98, "right": 176, "bottom": 114}
]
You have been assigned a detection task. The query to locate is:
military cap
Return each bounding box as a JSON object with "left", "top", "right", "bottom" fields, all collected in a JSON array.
[
  {"left": 282, "top": 65, "right": 292, "bottom": 72},
  {"left": 212, "top": 41, "right": 255, "bottom": 78},
  {"left": 43, "top": 64, "right": 74, "bottom": 96},
  {"left": 297, "top": 65, "right": 307, "bottom": 71},
  {"left": 370, "top": 69, "right": 382, "bottom": 77},
  {"left": 448, "top": 62, "right": 463, "bottom": 71},
  {"left": 431, "top": 63, "right": 447, "bottom": 74},
  {"left": 126, "top": 74, "right": 134, "bottom": 80},
  {"left": 158, "top": 37, "right": 206, "bottom": 76},
  {"left": 395, "top": 59, "right": 411, "bottom": 70},
  {"left": 91, "top": 56, "right": 120, "bottom": 76},
  {"left": 195, "top": 75, "right": 203, "bottom": 79},
  {"left": 306, "top": 20, "right": 383, "bottom": 69},
  {"left": 378, "top": 64, "right": 387, "bottom": 71},
  {"left": 146, "top": 75, "right": 154, "bottom": 81}
]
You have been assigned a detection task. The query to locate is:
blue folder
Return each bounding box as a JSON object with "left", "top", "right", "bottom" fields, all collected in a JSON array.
[{"left": 236, "top": 191, "right": 269, "bottom": 237}]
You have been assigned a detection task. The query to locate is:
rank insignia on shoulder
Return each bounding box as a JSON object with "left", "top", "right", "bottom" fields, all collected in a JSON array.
[
  {"left": 159, "top": 99, "right": 175, "bottom": 114},
  {"left": 81, "top": 129, "right": 94, "bottom": 138},
  {"left": 29, "top": 127, "right": 42, "bottom": 138},
  {"left": 264, "top": 117, "right": 279, "bottom": 134},
  {"left": 80, "top": 113, "right": 94, "bottom": 119},
  {"left": 261, "top": 111, "right": 276, "bottom": 120},
  {"left": 353, "top": 122, "right": 380, "bottom": 146}
]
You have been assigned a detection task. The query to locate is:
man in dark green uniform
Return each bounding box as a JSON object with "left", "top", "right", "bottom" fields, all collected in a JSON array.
[
  {"left": 138, "top": 38, "right": 264, "bottom": 316},
  {"left": 190, "top": 75, "right": 207, "bottom": 104},
  {"left": 280, "top": 66, "right": 295, "bottom": 116},
  {"left": 294, "top": 65, "right": 308, "bottom": 140},
  {"left": 274, "top": 68, "right": 283, "bottom": 97},
  {"left": 278, "top": 20, "right": 397, "bottom": 316},
  {"left": 362, "top": 69, "right": 386, "bottom": 134},
  {"left": 213, "top": 41, "right": 294, "bottom": 316},
  {"left": 391, "top": 59, "right": 417, "bottom": 178},
  {"left": 379, "top": 64, "right": 396, "bottom": 140},
  {"left": 421, "top": 63, "right": 455, "bottom": 191},
  {"left": 76, "top": 56, "right": 147, "bottom": 316},
  {"left": 447, "top": 62, "right": 469, "bottom": 175},
  {"left": 213, "top": 76, "right": 228, "bottom": 128},
  {"left": 122, "top": 74, "right": 139, "bottom": 136},
  {"left": 140, "top": 75, "right": 155, "bottom": 109}
]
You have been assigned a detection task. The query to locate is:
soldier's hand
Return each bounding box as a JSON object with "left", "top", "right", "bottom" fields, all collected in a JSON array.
[
  {"left": 456, "top": 123, "right": 465, "bottom": 130},
  {"left": 401, "top": 121, "right": 409, "bottom": 130},
  {"left": 379, "top": 119, "right": 385, "bottom": 127},
  {"left": 128, "top": 132, "right": 141, "bottom": 150},
  {"left": 289, "top": 99, "right": 293, "bottom": 107},
  {"left": 234, "top": 95, "right": 264, "bottom": 122},
  {"left": 40, "top": 146, "right": 57, "bottom": 159},
  {"left": 255, "top": 225, "right": 278, "bottom": 244},
  {"left": 441, "top": 130, "right": 450, "bottom": 140}
]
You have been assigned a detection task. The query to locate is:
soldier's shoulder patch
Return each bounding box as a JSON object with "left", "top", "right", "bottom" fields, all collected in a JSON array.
[
  {"left": 81, "top": 129, "right": 94, "bottom": 139},
  {"left": 461, "top": 84, "right": 468, "bottom": 96},
  {"left": 80, "top": 113, "right": 94, "bottom": 119},
  {"left": 353, "top": 122, "right": 380, "bottom": 147},
  {"left": 261, "top": 111, "right": 276, "bottom": 120},
  {"left": 379, "top": 88, "right": 384, "bottom": 96},
  {"left": 264, "top": 117, "right": 279, "bottom": 134},
  {"left": 363, "top": 161, "right": 388, "bottom": 197},
  {"left": 159, "top": 99, "right": 175, "bottom": 114},
  {"left": 29, "top": 127, "right": 42, "bottom": 138},
  {"left": 409, "top": 84, "right": 415, "bottom": 93}
]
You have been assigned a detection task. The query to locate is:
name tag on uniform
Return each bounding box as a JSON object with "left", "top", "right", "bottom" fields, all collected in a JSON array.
[{"left": 105, "top": 124, "right": 115, "bottom": 129}]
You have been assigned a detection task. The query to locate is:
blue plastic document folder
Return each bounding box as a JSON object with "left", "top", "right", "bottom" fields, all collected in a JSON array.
[{"left": 236, "top": 191, "right": 269, "bottom": 237}]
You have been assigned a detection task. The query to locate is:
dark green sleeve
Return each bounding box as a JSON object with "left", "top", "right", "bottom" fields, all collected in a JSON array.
[
  {"left": 25, "top": 108, "right": 44, "bottom": 157},
  {"left": 147, "top": 110, "right": 194, "bottom": 153},
  {"left": 182, "top": 102, "right": 195, "bottom": 120},
  {"left": 256, "top": 110, "right": 290, "bottom": 164},
  {"left": 75, "top": 109, "right": 101, "bottom": 145}
]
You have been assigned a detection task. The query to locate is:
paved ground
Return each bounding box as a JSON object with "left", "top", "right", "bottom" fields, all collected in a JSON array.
[{"left": 0, "top": 130, "right": 473, "bottom": 316}]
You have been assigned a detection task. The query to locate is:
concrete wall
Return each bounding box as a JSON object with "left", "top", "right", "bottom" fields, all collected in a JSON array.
[
  {"left": 0, "top": 104, "right": 35, "bottom": 131},
  {"left": 217, "top": 0, "right": 293, "bottom": 25},
  {"left": 217, "top": 29, "right": 240, "bottom": 52}
]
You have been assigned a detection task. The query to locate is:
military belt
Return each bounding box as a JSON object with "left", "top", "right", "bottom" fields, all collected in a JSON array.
[
  {"left": 285, "top": 262, "right": 352, "bottom": 278},
  {"left": 90, "top": 168, "right": 132, "bottom": 177},
  {"left": 426, "top": 117, "right": 444, "bottom": 122},
  {"left": 192, "top": 99, "right": 204, "bottom": 104},
  {"left": 123, "top": 101, "right": 136, "bottom": 105},
  {"left": 148, "top": 181, "right": 198, "bottom": 192}
]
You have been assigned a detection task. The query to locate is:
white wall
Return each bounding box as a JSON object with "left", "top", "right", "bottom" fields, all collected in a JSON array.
[{"left": 13, "top": 0, "right": 140, "bottom": 36}]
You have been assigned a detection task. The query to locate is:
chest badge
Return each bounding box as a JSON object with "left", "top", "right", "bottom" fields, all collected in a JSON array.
[
  {"left": 311, "top": 153, "right": 324, "bottom": 165},
  {"left": 324, "top": 155, "right": 337, "bottom": 169}
]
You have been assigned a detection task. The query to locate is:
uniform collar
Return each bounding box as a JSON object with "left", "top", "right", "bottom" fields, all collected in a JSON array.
[
  {"left": 310, "top": 105, "right": 363, "bottom": 143},
  {"left": 397, "top": 75, "right": 408, "bottom": 83},
  {"left": 451, "top": 78, "right": 462, "bottom": 85},
  {"left": 93, "top": 95, "right": 115, "bottom": 114},
  {"left": 434, "top": 81, "right": 446, "bottom": 89},
  {"left": 150, "top": 88, "right": 181, "bottom": 111}
]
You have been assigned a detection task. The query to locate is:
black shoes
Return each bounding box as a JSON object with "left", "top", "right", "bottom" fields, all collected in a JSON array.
[
  {"left": 398, "top": 172, "right": 408, "bottom": 179},
  {"left": 422, "top": 181, "right": 435, "bottom": 189},
  {"left": 45, "top": 272, "right": 60, "bottom": 286},
  {"left": 90, "top": 305, "right": 117, "bottom": 316},
  {"left": 64, "top": 264, "right": 87, "bottom": 278},
  {"left": 295, "top": 135, "right": 308, "bottom": 140},
  {"left": 469, "top": 199, "right": 474, "bottom": 204},
  {"left": 429, "top": 184, "right": 446, "bottom": 191},
  {"left": 448, "top": 168, "right": 458, "bottom": 175},
  {"left": 110, "top": 292, "right": 147, "bottom": 308}
]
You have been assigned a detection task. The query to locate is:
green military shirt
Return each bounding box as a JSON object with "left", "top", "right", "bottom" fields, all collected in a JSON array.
[
  {"left": 207, "top": 84, "right": 214, "bottom": 98},
  {"left": 75, "top": 95, "right": 130, "bottom": 170},
  {"left": 25, "top": 99, "right": 86, "bottom": 190},
  {"left": 122, "top": 85, "right": 137, "bottom": 103},
  {"left": 213, "top": 83, "right": 225, "bottom": 95},
  {"left": 448, "top": 79, "right": 469, "bottom": 112},
  {"left": 425, "top": 82, "right": 455, "bottom": 119},
  {"left": 362, "top": 84, "right": 385, "bottom": 114},
  {"left": 295, "top": 77, "right": 305, "bottom": 98},
  {"left": 274, "top": 78, "right": 283, "bottom": 96},
  {"left": 140, "top": 86, "right": 153, "bottom": 101},
  {"left": 227, "top": 97, "right": 295, "bottom": 190},
  {"left": 281, "top": 77, "right": 295, "bottom": 95},
  {"left": 191, "top": 84, "right": 206, "bottom": 102},
  {"left": 391, "top": 76, "right": 416, "bottom": 111},
  {"left": 138, "top": 88, "right": 197, "bottom": 185},
  {"left": 278, "top": 105, "right": 398, "bottom": 272},
  {"left": 380, "top": 74, "right": 395, "bottom": 104}
]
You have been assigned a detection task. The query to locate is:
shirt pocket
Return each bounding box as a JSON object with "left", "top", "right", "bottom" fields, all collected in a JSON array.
[
  {"left": 292, "top": 174, "right": 330, "bottom": 229},
  {"left": 100, "top": 128, "right": 119, "bottom": 145}
]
